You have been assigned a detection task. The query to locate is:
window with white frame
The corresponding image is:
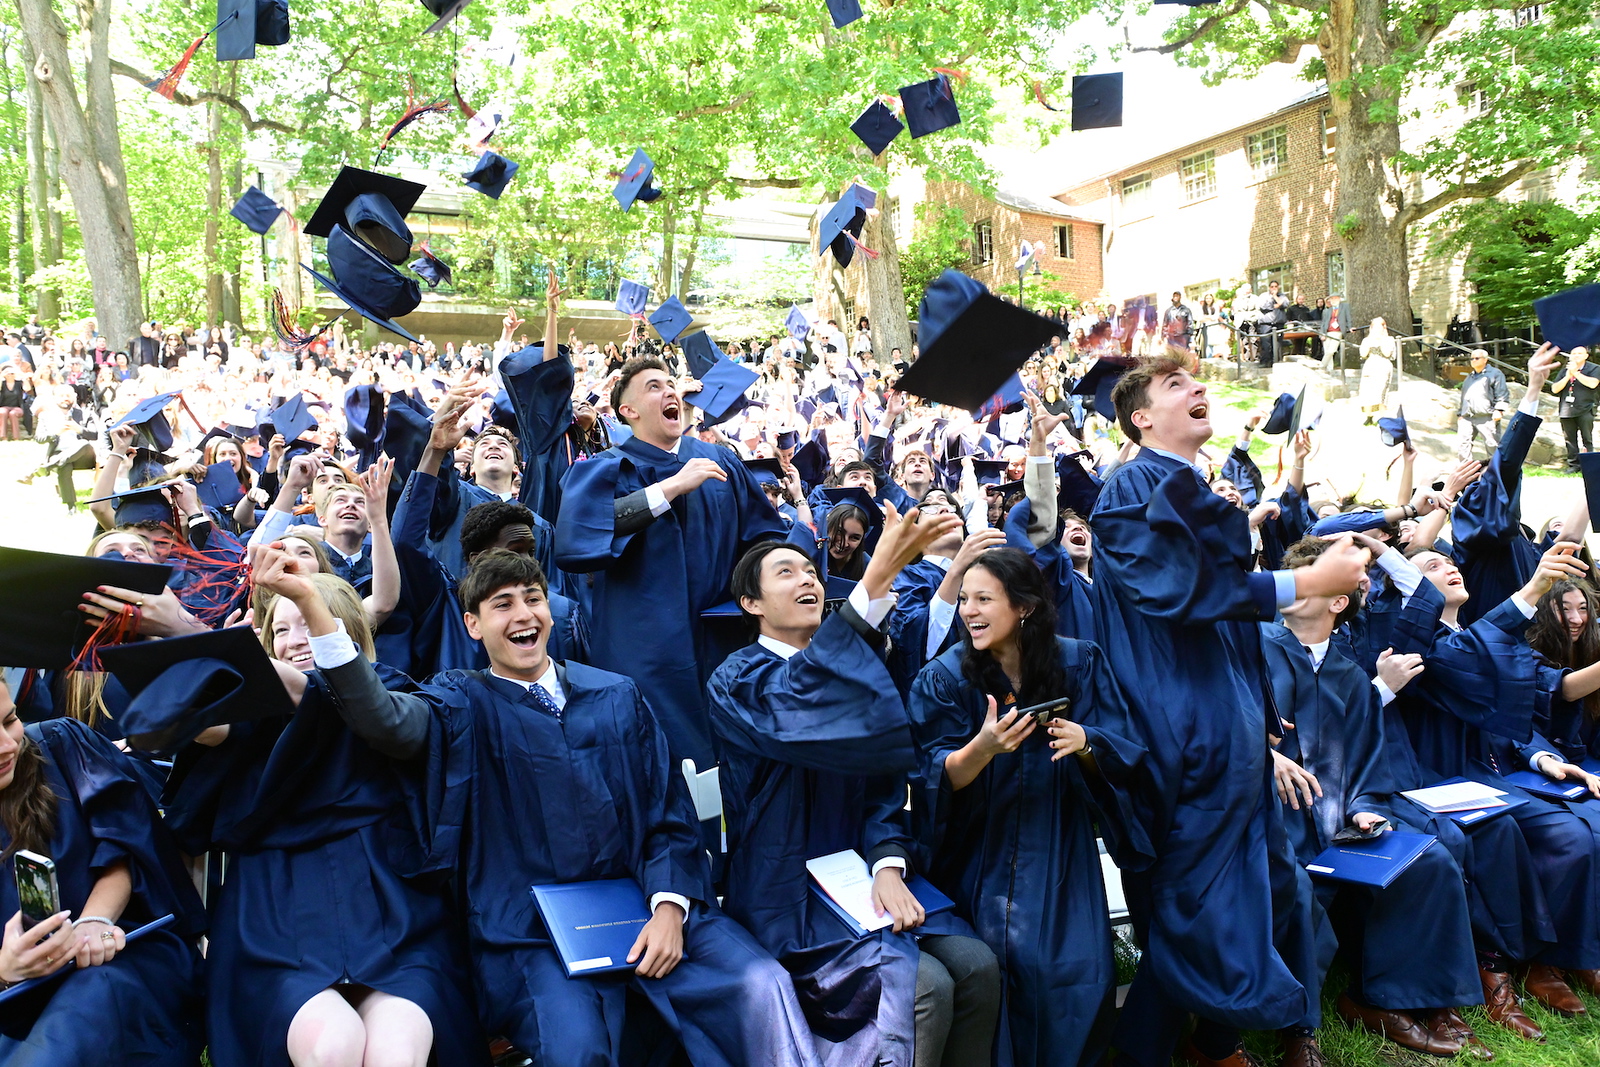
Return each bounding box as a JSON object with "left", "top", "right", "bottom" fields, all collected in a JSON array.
[
  {"left": 1245, "top": 126, "right": 1288, "bottom": 181},
  {"left": 1121, "top": 172, "right": 1154, "bottom": 216},
  {"left": 1179, "top": 151, "right": 1216, "bottom": 202}
]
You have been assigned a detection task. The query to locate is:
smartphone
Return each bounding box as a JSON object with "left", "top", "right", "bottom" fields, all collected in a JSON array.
[
  {"left": 1016, "top": 696, "right": 1073, "bottom": 725},
  {"left": 15, "top": 850, "right": 60, "bottom": 931}
]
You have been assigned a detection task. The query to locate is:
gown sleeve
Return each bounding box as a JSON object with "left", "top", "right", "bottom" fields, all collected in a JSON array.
[
  {"left": 1068, "top": 640, "right": 1158, "bottom": 871},
  {"left": 1411, "top": 597, "right": 1540, "bottom": 741},
  {"left": 553, "top": 452, "right": 634, "bottom": 572},
  {"left": 906, "top": 658, "right": 978, "bottom": 864}
]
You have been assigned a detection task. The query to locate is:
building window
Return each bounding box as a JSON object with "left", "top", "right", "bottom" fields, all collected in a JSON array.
[
  {"left": 1326, "top": 251, "right": 1346, "bottom": 298},
  {"left": 1514, "top": 3, "right": 1545, "bottom": 25},
  {"left": 1245, "top": 125, "right": 1289, "bottom": 182},
  {"left": 1121, "top": 172, "right": 1153, "bottom": 216},
  {"left": 1458, "top": 81, "right": 1488, "bottom": 115},
  {"left": 1179, "top": 151, "right": 1216, "bottom": 202},
  {"left": 1185, "top": 280, "right": 1221, "bottom": 304},
  {"left": 1321, "top": 109, "right": 1337, "bottom": 158},
  {"left": 1054, "top": 224, "right": 1074, "bottom": 259},
  {"left": 971, "top": 220, "right": 993, "bottom": 266},
  {"left": 1252, "top": 263, "right": 1294, "bottom": 295}
]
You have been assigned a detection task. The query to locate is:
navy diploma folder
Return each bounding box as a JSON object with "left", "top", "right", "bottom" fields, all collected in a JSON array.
[
  {"left": 530, "top": 879, "right": 653, "bottom": 977},
  {"left": 1501, "top": 768, "right": 1591, "bottom": 802},
  {"left": 1304, "top": 830, "right": 1436, "bottom": 889},
  {"left": 809, "top": 875, "right": 957, "bottom": 938},
  {"left": 1415, "top": 776, "right": 1529, "bottom": 826}
]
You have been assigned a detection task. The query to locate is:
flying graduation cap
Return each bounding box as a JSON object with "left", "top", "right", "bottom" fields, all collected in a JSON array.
[
  {"left": 893, "top": 270, "right": 1058, "bottom": 411},
  {"left": 899, "top": 73, "right": 961, "bottom": 138},
  {"left": 1534, "top": 283, "right": 1600, "bottom": 352},
  {"left": 1071, "top": 73, "right": 1123, "bottom": 131},
  {"left": 301, "top": 166, "right": 426, "bottom": 341},
  {"left": 850, "top": 100, "right": 904, "bottom": 156},
  {"left": 683, "top": 337, "right": 760, "bottom": 424},
  {"left": 1261, "top": 392, "right": 1298, "bottom": 435},
  {"left": 649, "top": 295, "right": 693, "bottom": 344},
  {"left": 818, "top": 184, "right": 877, "bottom": 268},
  {"left": 229, "top": 185, "right": 288, "bottom": 235},
  {"left": 1377, "top": 407, "right": 1409, "bottom": 449},
  {"left": 419, "top": 0, "right": 476, "bottom": 34},
  {"left": 409, "top": 244, "right": 451, "bottom": 288},
  {"left": 616, "top": 279, "right": 650, "bottom": 316},
  {"left": 216, "top": 0, "right": 289, "bottom": 62},
  {"left": 462, "top": 150, "right": 519, "bottom": 199},
  {"left": 613, "top": 149, "right": 662, "bottom": 212},
  {"left": 1069, "top": 359, "right": 1128, "bottom": 420},
  {"left": 825, "top": 0, "right": 862, "bottom": 27},
  {"left": 785, "top": 304, "right": 810, "bottom": 341}
]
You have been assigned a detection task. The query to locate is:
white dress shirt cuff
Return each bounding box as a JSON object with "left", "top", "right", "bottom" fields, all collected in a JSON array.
[
  {"left": 927, "top": 596, "right": 957, "bottom": 658},
  {"left": 1373, "top": 678, "right": 1397, "bottom": 706},
  {"left": 248, "top": 506, "right": 294, "bottom": 547},
  {"left": 870, "top": 857, "right": 908, "bottom": 877},
  {"left": 308, "top": 620, "right": 361, "bottom": 670},
  {"left": 650, "top": 892, "right": 692, "bottom": 923},
  {"left": 1374, "top": 550, "right": 1423, "bottom": 600},
  {"left": 1529, "top": 751, "right": 1560, "bottom": 775},
  {"left": 1518, "top": 393, "right": 1540, "bottom": 417},
  {"left": 1512, "top": 594, "right": 1538, "bottom": 620},
  {"left": 1272, "top": 570, "right": 1299, "bottom": 609},
  {"left": 645, "top": 484, "right": 671, "bottom": 516},
  {"left": 847, "top": 583, "right": 898, "bottom": 629}
]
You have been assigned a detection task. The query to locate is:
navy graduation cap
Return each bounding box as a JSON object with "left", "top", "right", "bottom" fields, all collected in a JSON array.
[
  {"left": 84, "top": 483, "right": 182, "bottom": 528},
  {"left": 1377, "top": 406, "right": 1409, "bottom": 449},
  {"left": 229, "top": 185, "right": 286, "bottom": 235},
  {"left": 818, "top": 185, "right": 876, "bottom": 268},
  {"left": 613, "top": 149, "right": 662, "bottom": 212},
  {"left": 1579, "top": 451, "right": 1600, "bottom": 533},
  {"left": 304, "top": 229, "right": 421, "bottom": 342},
  {"left": 826, "top": 0, "right": 862, "bottom": 26},
  {"left": 775, "top": 429, "right": 799, "bottom": 451},
  {"left": 303, "top": 166, "right": 426, "bottom": 341},
  {"left": 785, "top": 304, "right": 810, "bottom": 340},
  {"left": 681, "top": 330, "right": 721, "bottom": 381},
  {"left": 1534, "top": 283, "right": 1600, "bottom": 352},
  {"left": 899, "top": 74, "right": 961, "bottom": 139},
  {"left": 419, "top": 0, "right": 475, "bottom": 33},
  {"left": 1069, "top": 359, "right": 1128, "bottom": 419},
  {"left": 687, "top": 360, "right": 760, "bottom": 424},
  {"left": 850, "top": 100, "right": 904, "bottom": 156},
  {"left": 197, "top": 461, "right": 247, "bottom": 514},
  {"left": 616, "top": 279, "right": 650, "bottom": 316},
  {"left": 265, "top": 393, "right": 318, "bottom": 447},
  {"left": 820, "top": 486, "right": 883, "bottom": 528},
  {"left": 0, "top": 547, "right": 173, "bottom": 670},
  {"left": 216, "top": 0, "right": 289, "bottom": 62},
  {"left": 744, "top": 457, "right": 785, "bottom": 484},
  {"left": 1071, "top": 73, "right": 1123, "bottom": 132},
  {"left": 409, "top": 245, "right": 451, "bottom": 288},
  {"left": 649, "top": 295, "right": 693, "bottom": 344},
  {"left": 1261, "top": 392, "right": 1297, "bottom": 435},
  {"left": 462, "top": 151, "right": 519, "bottom": 199},
  {"left": 112, "top": 391, "right": 181, "bottom": 452},
  {"left": 893, "top": 270, "right": 1058, "bottom": 411},
  {"left": 792, "top": 438, "right": 828, "bottom": 487},
  {"left": 344, "top": 384, "right": 386, "bottom": 467},
  {"left": 971, "top": 458, "right": 1008, "bottom": 484}
]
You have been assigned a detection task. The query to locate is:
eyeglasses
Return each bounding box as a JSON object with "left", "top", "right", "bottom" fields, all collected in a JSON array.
[{"left": 918, "top": 503, "right": 954, "bottom": 515}]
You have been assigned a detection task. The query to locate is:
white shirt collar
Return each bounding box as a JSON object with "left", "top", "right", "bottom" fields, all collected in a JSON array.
[
  {"left": 757, "top": 634, "right": 803, "bottom": 660},
  {"left": 923, "top": 555, "right": 953, "bottom": 571},
  {"left": 1303, "top": 638, "right": 1330, "bottom": 670},
  {"left": 489, "top": 661, "right": 566, "bottom": 709}
]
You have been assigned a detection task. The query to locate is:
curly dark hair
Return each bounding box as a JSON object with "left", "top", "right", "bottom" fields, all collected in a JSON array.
[
  {"left": 460, "top": 500, "right": 541, "bottom": 563},
  {"left": 1280, "top": 535, "right": 1362, "bottom": 628},
  {"left": 1530, "top": 579, "right": 1600, "bottom": 723},
  {"left": 958, "top": 548, "right": 1066, "bottom": 707}
]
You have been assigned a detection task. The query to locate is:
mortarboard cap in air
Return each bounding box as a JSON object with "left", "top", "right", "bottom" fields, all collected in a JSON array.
[
  {"left": 649, "top": 295, "right": 693, "bottom": 344},
  {"left": 1068, "top": 359, "right": 1130, "bottom": 420},
  {"left": 850, "top": 100, "right": 904, "bottom": 156},
  {"left": 303, "top": 227, "right": 421, "bottom": 342},
  {"left": 899, "top": 74, "right": 961, "bottom": 138},
  {"left": 775, "top": 429, "right": 799, "bottom": 450},
  {"left": 893, "top": 270, "right": 1057, "bottom": 410},
  {"left": 825, "top": 0, "right": 862, "bottom": 27},
  {"left": 229, "top": 185, "right": 286, "bottom": 234},
  {"left": 344, "top": 384, "right": 386, "bottom": 467},
  {"left": 99, "top": 626, "right": 296, "bottom": 754},
  {"left": 217, "top": 0, "right": 290, "bottom": 62},
  {"left": 613, "top": 149, "right": 661, "bottom": 212},
  {"left": 681, "top": 330, "right": 721, "bottom": 380},
  {"left": 0, "top": 547, "right": 173, "bottom": 670},
  {"left": 1071, "top": 73, "right": 1123, "bottom": 131},
  {"left": 1534, "top": 283, "right": 1600, "bottom": 351},
  {"left": 304, "top": 167, "right": 424, "bottom": 263},
  {"left": 971, "top": 458, "right": 1008, "bottom": 484},
  {"left": 1579, "top": 451, "right": 1600, "bottom": 533},
  {"left": 744, "top": 457, "right": 785, "bottom": 484},
  {"left": 265, "top": 393, "right": 318, "bottom": 448},
  {"left": 820, "top": 486, "right": 883, "bottom": 529},
  {"left": 792, "top": 439, "right": 827, "bottom": 487},
  {"left": 616, "top": 279, "right": 650, "bottom": 316},
  {"left": 80, "top": 484, "right": 181, "bottom": 528},
  {"left": 1377, "top": 406, "right": 1409, "bottom": 449},
  {"left": 419, "top": 0, "right": 474, "bottom": 33},
  {"left": 785, "top": 304, "right": 810, "bottom": 340},
  {"left": 111, "top": 391, "right": 181, "bottom": 452},
  {"left": 196, "top": 462, "right": 247, "bottom": 514},
  {"left": 1286, "top": 386, "right": 1309, "bottom": 436},
  {"left": 818, "top": 187, "right": 873, "bottom": 268},
  {"left": 410, "top": 246, "right": 451, "bottom": 288},
  {"left": 686, "top": 359, "right": 759, "bottom": 424},
  {"left": 462, "top": 151, "right": 518, "bottom": 199},
  {"left": 1261, "top": 391, "right": 1297, "bottom": 435}
]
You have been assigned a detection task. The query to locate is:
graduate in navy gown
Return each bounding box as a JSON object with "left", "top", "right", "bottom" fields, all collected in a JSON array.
[
  {"left": 0, "top": 678, "right": 205, "bottom": 1065},
  {"left": 136, "top": 564, "right": 484, "bottom": 1067},
  {"left": 322, "top": 548, "right": 820, "bottom": 1067},
  {"left": 554, "top": 356, "right": 797, "bottom": 765},
  {"left": 1088, "top": 357, "right": 1366, "bottom": 1067},
  {"left": 1263, "top": 536, "right": 1484, "bottom": 1057},
  {"left": 909, "top": 547, "right": 1154, "bottom": 1067},
  {"left": 709, "top": 506, "right": 1003, "bottom": 1067}
]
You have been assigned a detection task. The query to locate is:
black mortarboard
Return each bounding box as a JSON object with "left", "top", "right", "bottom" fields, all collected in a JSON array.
[
  {"left": 266, "top": 393, "right": 318, "bottom": 446},
  {"left": 613, "top": 149, "right": 662, "bottom": 212},
  {"left": 1068, "top": 356, "right": 1132, "bottom": 419},
  {"left": 462, "top": 151, "right": 518, "bottom": 199},
  {"left": 616, "top": 279, "right": 650, "bottom": 316},
  {"left": 744, "top": 458, "right": 785, "bottom": 484},
  {"left": 83, "top": 484, "right": 182, "bottom": 527},
  {"left": 0, "top": 547, "right": 173, "bottom": 670},
  {"left": 681, "top": 330, "right": 721, "bottom": 380},
  {"left": 1534, "top": 283, "right": 1600, "bottom": 351},
  {"left": 971, "top": 458, "right": 1008, "bottom": 484},
  {"left": 419, "top": 0, "right": 474, "bottom": 33},
  {"left": 992, "top": 479, "right": 1025, "bottom": 502},
  {"left": 216, "top": 0, "right": 289, "bottom": 62},
  {"left": 344, "top": 384, "right": 385, "bottom": 468},
  {"left": 229, "top": 185, "right": 285, "bottom": 234},
  {"left": 818, "top": 190, "right": 870, "bottom": 268},
  {"left": 197, "top": 462, "right": 246, "bottom": 514},
  {"left": 820, "top": 486, "right": 883, "bottom": 529},
  {"left": 649, "top": 296, "right": 693, "bottom": 344},
  {"left": 893, "top": 270, "right": 1057, "bottom": 410},
  {"left": 1261, "top": 391, "right": 1297, "bottom": 435},
  {"left": 111, "top": 391, "right": 181, "bottom": 452},
  {"left": 899, "top": 74, "right": 961, "bottom": 138},
  {"left": 785, "top": 304, "right": 810, "bottom": 340},
  {"left": 194, "top": 426, "right": 243, "bottom": 457},
  {"left": 1579, "top": 452, "right": 1600, "bottom": 533},
  {"left": 1071, "top": 73, "right": 1123, "bottom": 131},
  {"left": 410, "top": 246, "right": 451, "bottom": 288},
  {"left": 826, "top": 0, "right": 862, "bottom": 26},
  {"left": 686, "top": 359, "right": 759, "bottom": 424},
  {"left": 850, "top": 100, "right": 903, "bottom": 156},
  {"left": 303, "top": 227, "right": 421, "bottom": 341},
  {"left": 304, "top": 167, "right": 424, "bottom": 260},
  {"left": 1377, "top": 406, "right": 1409, "bottom": 448},
  {"left": 793, "top": 439, "right": 828, "bottom": 486},
  {"left": 775, "top": 429, "right": 799, "bottom": 450},
  {"left": 99, "top": 626, "right": 296, "bottom": 753}
]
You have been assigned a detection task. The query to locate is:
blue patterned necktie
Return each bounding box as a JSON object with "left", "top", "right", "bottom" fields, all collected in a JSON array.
[{"left": 523, "top": 680, "right": 563, "bottom": 723}]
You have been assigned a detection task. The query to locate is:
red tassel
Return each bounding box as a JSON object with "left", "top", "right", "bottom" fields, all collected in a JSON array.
[
  {"left": 931, "top": 67, "right": 969, "bottom": 83},
  {"left": 271, "top": 289, "right": 332, "bottom": 352},
  {"left": 1031, "top": 81, "right": 1065, "bottom": 112},
  {"left": 68, "top": 598, "right": 144, "bottom": 675},
  {"left": 452, "top": 76, "right": 477, "bottom": 120},
  {"left": 144, "top": 33, "right": 207, "bottom": 100},
  {"left": 844, "top": 231, "right": 880, "bottom": 260}
]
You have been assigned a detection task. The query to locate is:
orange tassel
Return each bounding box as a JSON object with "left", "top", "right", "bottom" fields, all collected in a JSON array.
[{"left": 144, "top": 33, "right": 207, "bottom": 100}]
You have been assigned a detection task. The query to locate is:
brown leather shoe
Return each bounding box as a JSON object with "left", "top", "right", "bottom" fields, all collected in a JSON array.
[
  {"left": 1523, "top": 963, "right": 1586, "bottom": 1016},
  {"left": 1177, "top": 1040, "right": 1265, "bottom": 1067},
  {"left": 1479, "top": 967, "right": 1545, "bottom": 1042},
  {"left": 1335, "top": 995, "right": 1463, "bottom": 1057},
  {"left": 1426, "top": 1008, "right": 1494, "bottom": 1061},
  {"left": 1277, "top": 1030, "right": 1327, "bottom": 1067},
  {"left": 1565, "top": 967, "right": 1600, "bottom": 999}
]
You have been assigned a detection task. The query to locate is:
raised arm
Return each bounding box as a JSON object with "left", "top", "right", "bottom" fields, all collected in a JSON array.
[{"left": 357, "top": 458, "right": 400, "bottom": 629}]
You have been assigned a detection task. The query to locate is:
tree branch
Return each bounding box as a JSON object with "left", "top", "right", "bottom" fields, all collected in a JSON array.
[
  {"left": 729, "top": 176, "right": 805, "bottom": 188},
  {"left": 674, "top": 91, "right": 755, "bottom": 118},
  {"left": 1129, "top": 0, "right": 1250, "bottom": 54},
  {"left": 110, "top": 59, "right": 299, "bottom": 134},
  {"left": 1400, "top": 159, "right": 1540, "bottom": 227}
]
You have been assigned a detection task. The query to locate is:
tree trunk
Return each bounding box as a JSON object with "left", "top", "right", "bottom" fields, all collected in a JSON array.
[
  {"left": 658, "top": 202, "right": 676, "bottom": 299},
  {"left": 14, "top": 0, "right": 142, "bottom": 346},
  {"left": 22, "top": 34, "right": 59, "bottom": 321},
  {"left": 862, "top": 182, "right": 911, "bottom": 365},
  {"left": 0, "top": 36, "right": 23, "bottom": 296},
  {"left": 676, "top": 196, "right": 708, "bottom": 300},
  {"left": 1319, "top": 0, "right": 1413, "bottom": 340},
  {"left": 204, "top": 70, "right": 224, "bottom": 325}
]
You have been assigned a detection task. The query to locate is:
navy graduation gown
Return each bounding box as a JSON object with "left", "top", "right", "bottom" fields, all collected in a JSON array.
[
  {"left": 710, "top": 611, "right": 954, "bottom": 1067},
  {"left": 1002, "top": 499, "right": 1095, "bottom": 641},
  {"left": 886, "top": 558, "right": 961, "bottom": 698},
  {"left": 554, "top": 433, "right": 792, "bottom": 765},
  {"left": 1089, "top": 449, "right": 1318, "bottom": 1047},
  {"left": 419, "top": 667, "right": 819, "bottom": 1067},
  {"left": 1451, "top": 410, "right": 1542, "bottom": 625},
  {"left": 1261, "top": 630, "right": 1480, "bottom": 1010},
  {"left": 0, "top": 720, "right": 205, "bottom": 1064},
  {"left": 497, "top": 343, "right": 580, "bottom": 523},
  {"left": 158, "top": 667, "right": 485, "bottom": 1067},
  {"left": 908, "top": 639, "right": 1153, "bottom": 1067}
]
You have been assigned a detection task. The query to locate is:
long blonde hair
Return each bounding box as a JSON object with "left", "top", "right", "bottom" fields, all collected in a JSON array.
[{"left": 258, "top": 573, "right": 376, "bottom": 662}]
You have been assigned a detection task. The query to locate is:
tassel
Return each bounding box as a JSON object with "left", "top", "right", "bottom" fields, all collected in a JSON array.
[
  {"left": 375, "top": 80, "right": 451, "bottom": 163},
  {"left": 164, "top": 539, "right": 254, "bottom": 630},
  {"left": 144, "top": 33, "right": 208, "bottom": 100},
  {"left": 844, "top": 230, "right": 880, "bottom": 260},
  {"left": 1031, "top": 81, "right": 1065, "bottom": 112},
  {"left": 452, "top": 76, "right": 477, "bottom": 120},
  {"left": 271, "top": 289, "right": 332, "bottom": 351}
]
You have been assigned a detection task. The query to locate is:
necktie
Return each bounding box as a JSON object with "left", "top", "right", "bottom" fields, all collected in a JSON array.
[{"left": 524, "top": 681, "right": 563, "bottom": 723}]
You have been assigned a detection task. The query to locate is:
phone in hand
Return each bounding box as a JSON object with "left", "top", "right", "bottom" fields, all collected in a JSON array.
[
  {"left": 14, "top": 851, "right": 59, "bottom": 931},
  {"left": 1016, "top": 696, "right": 1073, "bottom": 726}
]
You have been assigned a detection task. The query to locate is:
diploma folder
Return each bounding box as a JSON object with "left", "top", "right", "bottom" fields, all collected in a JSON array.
[
  {"left": 0, "top": 913, "right": 175, "bottom": 1007},
  {"left": 1401, "top": 776, "right": 1527, "bottom": 826},
  {"left": 806, "top": 849, "right": 956, "bottom": 938},
  {"left": 1501, "top": 769, "right": 1592, "bottom": 803},
  {"left": 530, "top": 879, "right": 652, "bottom": 978},
  {"left": 1304, "top": 830, "right": 1436, "bottom": 889}
]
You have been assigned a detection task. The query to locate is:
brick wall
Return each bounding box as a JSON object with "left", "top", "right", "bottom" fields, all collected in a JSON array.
[{"left": 921, "top": 181, "right": 1104, "bottom": 302}]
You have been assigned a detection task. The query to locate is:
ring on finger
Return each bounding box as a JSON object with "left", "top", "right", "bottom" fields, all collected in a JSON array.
[{"left": 99, "top": 931, "right": 115, "bottom": 943}]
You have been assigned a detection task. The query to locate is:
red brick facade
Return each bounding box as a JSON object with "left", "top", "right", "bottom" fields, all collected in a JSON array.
[{"left": 921, "top": 181, "right": 1103, "bottom": 303}]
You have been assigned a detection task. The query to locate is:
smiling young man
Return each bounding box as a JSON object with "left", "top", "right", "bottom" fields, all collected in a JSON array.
[
  {"left": 321, "top": 548, "right": 819, "bottom": 1067},
  {"left": 708, "top": 504, "right": 1004, "bottom": 1067},
  {"left": 1090, "top": 357, "right": 1370, "bottom": 1067},
  {"left": 555, "top": 355, "right": 800, "bottom": 766}
]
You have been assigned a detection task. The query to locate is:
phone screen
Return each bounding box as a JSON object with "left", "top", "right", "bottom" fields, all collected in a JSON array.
[{"left": 15, "top": 851, "right": 60, "bottom": 931}]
